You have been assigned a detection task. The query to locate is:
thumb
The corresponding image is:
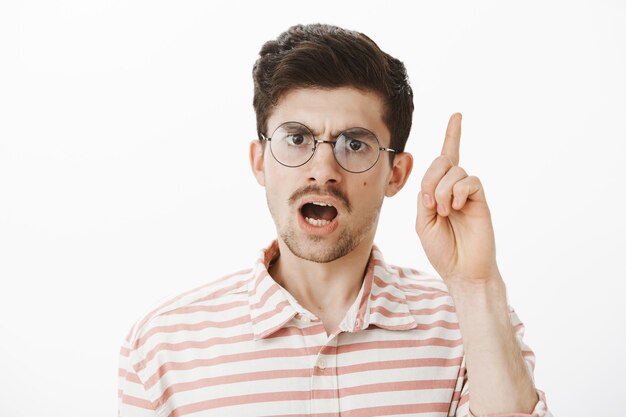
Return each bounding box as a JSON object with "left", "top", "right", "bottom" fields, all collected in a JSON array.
[{"left": 416, "top": 191, "right": 437, "bottom": 233}]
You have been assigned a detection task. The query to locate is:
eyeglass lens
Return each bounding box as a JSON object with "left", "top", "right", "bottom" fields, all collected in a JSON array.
[{"left": 269, "top": 122, "right": 381, "bottom": 173}]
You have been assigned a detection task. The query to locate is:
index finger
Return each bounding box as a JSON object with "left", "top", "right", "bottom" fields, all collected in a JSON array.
[{"left": 441, "top": 112, "right": 462, "bottom": 166}]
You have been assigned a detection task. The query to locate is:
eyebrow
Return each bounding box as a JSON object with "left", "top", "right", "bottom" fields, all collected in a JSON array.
[
  {"left": 282, "top": 124, "right": 311, "bottom": 133},
  {"left": 307, "top": 125, "right": 372, "bottom": 138}
]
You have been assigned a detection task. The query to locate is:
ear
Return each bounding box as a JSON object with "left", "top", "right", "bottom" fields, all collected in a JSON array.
[
  {"left": 249, "top": 140, "right": 266, "bottom": 186},
  {"left": 385, "top": 152, "right": 413, "bottom": 197}
]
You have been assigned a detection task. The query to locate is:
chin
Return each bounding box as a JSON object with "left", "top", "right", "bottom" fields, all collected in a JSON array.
[{"left": 282, "top": 230, "right": 362, "bottom": 264}]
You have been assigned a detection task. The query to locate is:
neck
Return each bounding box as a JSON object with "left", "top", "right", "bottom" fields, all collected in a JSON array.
[{"left": 269, "top": 237, "right": 374, "bottom": 332}]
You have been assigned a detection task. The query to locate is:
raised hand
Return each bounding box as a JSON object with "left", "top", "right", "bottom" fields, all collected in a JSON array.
[{"left": 415, "top": 113, "right": 500, "bottom": 286}]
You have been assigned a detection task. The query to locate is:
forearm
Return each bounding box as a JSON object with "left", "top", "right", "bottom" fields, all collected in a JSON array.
[{"left": 448, "top": 275, "right": 538, "bottom": 416}]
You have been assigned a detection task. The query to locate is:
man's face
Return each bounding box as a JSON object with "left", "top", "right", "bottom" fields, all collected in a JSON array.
[{"left": 250, "top": 87, "right": 411, "bottom": 263}]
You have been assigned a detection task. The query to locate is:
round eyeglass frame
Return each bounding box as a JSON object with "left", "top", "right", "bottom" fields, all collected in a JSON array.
[{"left": 258, "top": 121, "right": 397, "bottom": 174}]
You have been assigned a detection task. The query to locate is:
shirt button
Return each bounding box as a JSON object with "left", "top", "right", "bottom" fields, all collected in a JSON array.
[
  {"left": 355, "top": 318, "right": 361, "bottom": 329},
  {"left": 300, "top": 315, "right": 311, "bottom": 323},
  {"left": 316, "top": 358, "right": 327, "bottom": 370}
]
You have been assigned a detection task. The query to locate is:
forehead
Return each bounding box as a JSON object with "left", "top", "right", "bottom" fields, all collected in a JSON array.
[{"left": 267, "top": 87, "right": 390, "bottom": 140}]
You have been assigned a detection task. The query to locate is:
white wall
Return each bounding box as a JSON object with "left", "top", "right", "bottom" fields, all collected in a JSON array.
[{"left": 1, "top": 1, "right": 624, "bottom": 415}]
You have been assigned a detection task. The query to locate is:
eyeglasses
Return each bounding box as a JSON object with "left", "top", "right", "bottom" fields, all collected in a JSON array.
[{"left": 259, "top": 121, "right": 397, "bottom": 173}]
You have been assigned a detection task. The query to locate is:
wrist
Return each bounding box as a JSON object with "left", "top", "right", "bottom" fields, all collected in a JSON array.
[
  {"left": 445, "top": 268, "right": 503, "bottom": 292},
  {"left": 446, "top": 273, "right": 508, "bottom": 311}
]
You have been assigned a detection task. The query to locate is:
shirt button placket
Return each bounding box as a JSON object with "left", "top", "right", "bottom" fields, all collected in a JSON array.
[{"left": 310, "top": 337, "right": 339, "bottom": 416}]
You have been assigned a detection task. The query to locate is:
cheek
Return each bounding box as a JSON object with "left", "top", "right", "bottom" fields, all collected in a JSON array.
[
  {"left": 265, "top": 167, "right": 296, "bottom": 206},
  {"left": 351, "top": 178, "right": 386, "bottom": 208}
]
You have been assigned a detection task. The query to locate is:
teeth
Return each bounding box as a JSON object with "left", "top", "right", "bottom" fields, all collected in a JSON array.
[
  {"left": 305, "top": 217, "right": 331, "bottom": 227},
  {"left": 311, "top": 201, "right": 333, "bottom": 207}
]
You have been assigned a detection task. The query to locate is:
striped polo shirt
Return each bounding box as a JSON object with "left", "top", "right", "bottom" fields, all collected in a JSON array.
[{"left": 118, "top": 241, "right": 550, "bottom": 417}]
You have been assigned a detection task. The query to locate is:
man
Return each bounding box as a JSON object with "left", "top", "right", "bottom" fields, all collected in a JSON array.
[{"left": 119, "top": 24, "right": 551, "bottom": 417}]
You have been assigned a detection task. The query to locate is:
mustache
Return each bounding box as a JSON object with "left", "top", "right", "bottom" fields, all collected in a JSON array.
[{"left": 288, "top": 185, "right": 352, "bottom": 213}]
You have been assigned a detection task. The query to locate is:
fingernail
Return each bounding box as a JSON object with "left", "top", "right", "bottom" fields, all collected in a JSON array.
[
  {"left": 437, "top": 203, "right": 446, "bottom": 216},
  {"left": 452, "top": 197, "right": 459, "bottom": 209},
  {"left": 423, "top": 193, "right": 433, "bottom": 208}
]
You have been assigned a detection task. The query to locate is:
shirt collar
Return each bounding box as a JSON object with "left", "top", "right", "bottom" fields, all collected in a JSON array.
[{"left": 247, "top": 241, "right": 419, "bottom": 340}]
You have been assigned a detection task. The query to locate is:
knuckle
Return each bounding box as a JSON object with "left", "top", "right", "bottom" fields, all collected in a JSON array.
[
  {"left": 436, "top": 155, "right": 454, "bottom": 167},
  {"left": 450, "top": 166, "right": 467, "bottom": 177},
  {"left": 452, "top": 181, "right": 465, "bottom": 194},
  {"left": 469, "top": 175, "right": 482, "bottom": 186},
  {"left": 421, "top": 176, "right": 437, "bottom": 192},
  {"left": 434, "top": 186, "right": 450, "bottom": 202}
]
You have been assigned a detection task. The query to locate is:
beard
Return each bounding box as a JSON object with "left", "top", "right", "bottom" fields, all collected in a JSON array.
[
  {"left": 267, "top": 186, "right": 383, "bottom": 263},
  {"left": 282, "top": 223, "right": 361, "bottom": 263}
]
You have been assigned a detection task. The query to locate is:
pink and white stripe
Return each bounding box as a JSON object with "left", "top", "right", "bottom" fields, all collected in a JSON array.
[{"left": 118, "top": 241, "right": 550, "bottom": 417}]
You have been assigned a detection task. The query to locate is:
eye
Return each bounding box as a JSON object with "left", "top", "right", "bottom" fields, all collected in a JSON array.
[
  {"left": 286, "top": 134, "right": 306, "bottom": 146},
  {"left": 338, "top": 129, "right": 377, "bottom": 155},
  {"left": 347, "top": 139, "right": 364, "bottom": 151}
]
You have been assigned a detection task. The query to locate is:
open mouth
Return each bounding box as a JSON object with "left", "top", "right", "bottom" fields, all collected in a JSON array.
[{"left": 300, "top": 201, "right": 338, "bottom": 227}]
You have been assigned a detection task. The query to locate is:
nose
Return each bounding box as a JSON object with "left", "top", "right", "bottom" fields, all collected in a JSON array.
[{"left": 306, "top": 140, "right": 343, "bottom": 185}]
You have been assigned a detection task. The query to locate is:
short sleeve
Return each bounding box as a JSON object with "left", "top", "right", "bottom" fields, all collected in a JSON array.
[{"left": 118, "top": 326, "right": 159, "bottom": 417}]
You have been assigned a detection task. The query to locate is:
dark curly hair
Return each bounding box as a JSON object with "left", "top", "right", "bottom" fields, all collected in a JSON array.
[{"left": 252, "top": 24, "right": 414, "bottom": 155}]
